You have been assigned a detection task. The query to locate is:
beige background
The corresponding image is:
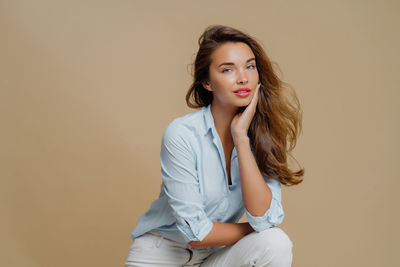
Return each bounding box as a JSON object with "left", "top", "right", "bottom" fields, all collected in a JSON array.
[{"left": 1, "top": 0, "right": 399, "bottom": 266}]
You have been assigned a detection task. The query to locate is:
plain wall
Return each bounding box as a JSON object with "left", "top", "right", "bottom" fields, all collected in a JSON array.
[{"left": 1, "top": 0, "right": 399, "bottom": 266}]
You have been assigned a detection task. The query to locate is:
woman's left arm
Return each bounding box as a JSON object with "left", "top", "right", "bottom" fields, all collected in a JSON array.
[
  {"left": 234, "top": 136, "right": 272, "bottom": 216},
  {"left": 231, "top": 84, "right": 283, "bottom": 229}
]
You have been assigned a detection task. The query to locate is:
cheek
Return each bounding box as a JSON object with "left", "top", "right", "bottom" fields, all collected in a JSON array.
[{"left": 212, "top": 75, "right": 235, "bottom": 90}]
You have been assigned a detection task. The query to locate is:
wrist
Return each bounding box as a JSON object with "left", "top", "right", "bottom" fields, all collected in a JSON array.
[
  {"left": 239, "top": 222, "right": 254, "bottom": 235},
  {"left": 233, "top": 135, "right": 250, "bottom": 146}
]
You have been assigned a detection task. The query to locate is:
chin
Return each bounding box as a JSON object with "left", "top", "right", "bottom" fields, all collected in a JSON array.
[{"left": 237, "top": 99, "right": 251, "bottom": 107}]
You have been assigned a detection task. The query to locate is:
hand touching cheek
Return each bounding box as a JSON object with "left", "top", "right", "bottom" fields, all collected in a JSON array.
[{"left": 230, "top": 83, "right": 261, "bottom": 144}]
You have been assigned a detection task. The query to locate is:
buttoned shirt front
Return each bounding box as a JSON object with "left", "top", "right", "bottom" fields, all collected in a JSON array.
[{"left": 130, "top": 104, "right": 284, "bottom": 244}]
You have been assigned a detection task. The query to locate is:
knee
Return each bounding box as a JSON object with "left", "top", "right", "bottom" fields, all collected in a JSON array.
[{"left": 252, "top": 227, "right": 293, "bottom": 258}]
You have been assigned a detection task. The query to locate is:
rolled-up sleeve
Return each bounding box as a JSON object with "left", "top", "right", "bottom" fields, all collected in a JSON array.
[
  {"left": 160, "top": 123, "right": 213, "bottom": 243},
  {"left": 245, "top": 176, "right": 285, "bottom": 232}
]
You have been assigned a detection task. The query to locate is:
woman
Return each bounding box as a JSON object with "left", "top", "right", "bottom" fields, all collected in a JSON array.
[{"left": 125, "top": 25, "right": 304, "bottom": 267}]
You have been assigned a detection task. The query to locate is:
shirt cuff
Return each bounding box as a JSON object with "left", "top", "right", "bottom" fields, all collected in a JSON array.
[
  {"left": 245, "top": 197, "right": 285, "bottom": 232},
  {"left": 176, "top": 212, "right": 214, "bottom": 243}
]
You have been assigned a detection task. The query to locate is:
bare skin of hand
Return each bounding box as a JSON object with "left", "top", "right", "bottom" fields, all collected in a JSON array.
[{"left": 231, "top": 83, "right": 261, "bottom": 143}]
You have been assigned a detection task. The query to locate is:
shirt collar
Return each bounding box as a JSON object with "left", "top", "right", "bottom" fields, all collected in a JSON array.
[
  {"left": 202, "top": 104, "right": 239, "bottom": 160},
  {"left": 202, "top": 104, "right": 215, "bottom": 136}
]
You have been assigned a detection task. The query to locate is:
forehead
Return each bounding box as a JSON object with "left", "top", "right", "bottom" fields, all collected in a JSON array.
[{"left": 210, "top": 42, "right": 255, "bottom": 66}]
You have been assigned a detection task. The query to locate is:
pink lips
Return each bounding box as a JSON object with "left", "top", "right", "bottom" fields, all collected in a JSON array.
[{"left": 233, "top": 88, "right": 251, "bottom": 97}]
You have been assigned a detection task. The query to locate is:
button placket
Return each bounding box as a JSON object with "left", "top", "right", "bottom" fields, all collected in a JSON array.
[
  {"left": 229, "top": 146, "right": 238, "bottom": 190},
  {"left": 211, "top": 134, "right": 230, "bottom": 195}
]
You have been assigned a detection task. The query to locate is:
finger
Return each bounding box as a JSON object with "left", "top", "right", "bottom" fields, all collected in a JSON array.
[
  {"left": 248, "top": 83, "right": 261, "bottom": 109},
  {"left": 240, "top": 83, "right": 260, "bottom": 120},
  {"left": 254, "top": 83, "right": 261, "bottom": 101}
]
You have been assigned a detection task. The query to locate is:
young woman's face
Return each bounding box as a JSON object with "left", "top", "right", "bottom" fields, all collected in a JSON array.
[{"left": 203, "top": 42, "right": 259, "bottom": 109}]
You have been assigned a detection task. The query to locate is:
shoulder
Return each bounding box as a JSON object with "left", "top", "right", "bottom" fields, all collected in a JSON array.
[{"left": 162, "top": 108, "right": 205, "bottom": 146}]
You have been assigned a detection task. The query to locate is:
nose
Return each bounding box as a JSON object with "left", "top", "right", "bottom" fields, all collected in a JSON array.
[{"left": 237, "top": 70, "right": 248, "bottom": 84}]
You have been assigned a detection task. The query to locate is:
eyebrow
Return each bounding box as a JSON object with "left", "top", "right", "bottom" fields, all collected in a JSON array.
[{"left": 218, "top": 57, "right": 256, "bottom": 68}]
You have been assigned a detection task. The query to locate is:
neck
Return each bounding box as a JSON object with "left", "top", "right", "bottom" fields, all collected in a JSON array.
[{"left": 210, "top": 102, "right": 238, "bottom": 145}]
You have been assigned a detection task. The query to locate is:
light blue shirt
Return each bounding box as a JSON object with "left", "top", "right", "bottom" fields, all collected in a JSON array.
[{"left": 130, "top": 104, "right": 284, "bottom": 244}]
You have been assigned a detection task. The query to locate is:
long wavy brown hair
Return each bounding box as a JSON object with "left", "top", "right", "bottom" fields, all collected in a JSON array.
[{"left": 186, "top": 25, "right": 304, "bottom": 186}]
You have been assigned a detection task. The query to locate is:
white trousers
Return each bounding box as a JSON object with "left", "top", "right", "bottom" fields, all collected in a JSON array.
[{"left": 124, "top": 227, "right": 293, "bottom": 267}]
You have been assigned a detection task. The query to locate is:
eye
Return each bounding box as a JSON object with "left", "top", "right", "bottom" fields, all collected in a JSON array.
[
  {"left": 222, "top": 68, "right": 232, "bottom": 73},
  {"left": 247, "top": 64, "right": 256, "bottom": 70}
]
